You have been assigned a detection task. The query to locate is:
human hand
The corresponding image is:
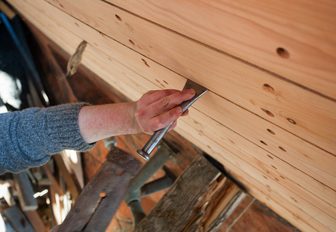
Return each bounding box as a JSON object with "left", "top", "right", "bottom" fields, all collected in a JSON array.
[{"left": 134, "top": 89, "right": 195, "bottom": 134}]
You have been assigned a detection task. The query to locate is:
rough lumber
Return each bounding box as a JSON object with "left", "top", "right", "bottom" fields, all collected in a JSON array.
[
  {"left": 54, "top": 155, "right": 81, "bottom": 200},
  {"left": 46, "top": 0, "right": 336, "bottom": 155},
  {"left": 107, "top": 0, "right": 336, "bottom": 100},
  {"left": 2, "top": 205, "right": 35, "bottom": 232},
  {"left": 13, "top": 172, "right": 38, "bottom": 211},
  {"left": 135, "top": 155, "right": 245, "bottom": 232},
  {"left": 8, "top": 0, "right": 336, "bottom": 231},
  {"left": 24, "top": 211, "right": 46, "bottom": 232},
  {"left": 57, "top": 147, "right": 141, "bottom": 232}
]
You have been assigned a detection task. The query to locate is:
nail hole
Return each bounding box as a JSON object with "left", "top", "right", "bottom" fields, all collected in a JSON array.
[
  {"left": 279, "top": 146, "right": 286, "bottom": 152},
  {"left": 267, "top": 128, "right": 275, "bottom": 135},
  {"left": 263, "top": 83, "right": 274, "bottom": 93},
  {"left": 129, "top": 39, "right": 135, "bottom": 45},
  {"left": 276, "top": 47, "right": 290, "bottom": 58},
  {"left": 141, "top": 58, "right": 150, "bottom": 67},
  {"left": 260, "top": 140, "right": 267, "bottom": 146},
  {"left": 261, "top": 108, "right": 274, "bottom": 117},
  {"left": 115, "top": 14, "right": 122, "bottom": 21},
  {"left": 287, "top": 118, "right": 296, "bottom": 125}
]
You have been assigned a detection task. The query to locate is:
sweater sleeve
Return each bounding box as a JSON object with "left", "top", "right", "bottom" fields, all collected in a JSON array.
[{"left": 0, "top": 103, "right": 95, "bottom": 173}]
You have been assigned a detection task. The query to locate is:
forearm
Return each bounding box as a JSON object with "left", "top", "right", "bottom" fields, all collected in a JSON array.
[
  {"left": 0, "top": 103, "right": 93, "bottom": 173},
  {"left": 78, "top": 102, "right": 141, "bottom": 143}
]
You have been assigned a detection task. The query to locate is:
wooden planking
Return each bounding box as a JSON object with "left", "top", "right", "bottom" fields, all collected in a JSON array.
[
  {"left": 15, "top": 0, "right": 336, "bottom": 201},
  {"left": 176, "top": 119, "right": 332, "bottom": 232},
  {"left": 9, "top": 0, "right": 336, "bottom": 230},
  {"left": 135, "top": 156, "right": 244, "bottom": 232},
  {"left": 107, "top": 0, "right": 336, "bottom": 100},
  {"left": 58, "top": 148, "right": 141, "bottom": 232},
  {"left": 46, "top": 0, "right": 336, "bottom": 155}
]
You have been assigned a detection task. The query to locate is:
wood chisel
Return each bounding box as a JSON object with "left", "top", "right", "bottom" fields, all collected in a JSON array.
[{"left": 137, "top": 79, "right": 208, "bottom": 160}]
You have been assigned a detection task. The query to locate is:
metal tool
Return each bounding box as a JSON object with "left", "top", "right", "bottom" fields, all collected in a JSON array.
[{"left": 137, "top": 80, "right": 208, "bottom": 160}]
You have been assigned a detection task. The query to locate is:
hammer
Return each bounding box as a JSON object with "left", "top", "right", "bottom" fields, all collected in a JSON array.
[{"left": 137, "top": 80, "right": 208, "bottom": 160}]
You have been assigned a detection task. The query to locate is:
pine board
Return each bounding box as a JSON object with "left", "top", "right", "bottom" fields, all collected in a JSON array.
[
  {"left": 107, "top": 0, "right": 336, "bottom": 100},
  {"left": 13, "top": 0, "right": 336, "bottom": 199},
  {"left": 33, "top": 0, "right": 336, "bottom": 193},
  {"left": 8, "top": 0, "right": 336, "bottom": 231}
]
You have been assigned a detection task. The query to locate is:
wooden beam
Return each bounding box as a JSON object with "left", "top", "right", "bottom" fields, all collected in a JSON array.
[
  {"left": 8, "top": 1, "right": 336, "bottom": 230},
  {"left": 135, "top": 155, "right": 245, "bottom": 231},
  {"left": 9, "top": 0, "right": 336, "bottom": 201},
  {"left": 24, "top": 211, "right": 46, "bottom": 232},
  {"left": 107, "top": 0, "right": 336, "bottom": 100},
  {"left": 13, "top": 172, "right": 38, "bottom": 211},
  {"left": 57, "top": 147, "right": 141, "bottom": 232},
  {"left": 2, "top": 205, "right": 35, "bottom": 232},
  {"left": 0, "top": 0, "right": 15, "bottom": 19},
  {"left": 45, "top": 0, "right": 336, "bottom": 155}
]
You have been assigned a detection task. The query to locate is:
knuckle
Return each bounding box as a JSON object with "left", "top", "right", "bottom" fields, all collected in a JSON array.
[{"left": 161, "top": 97, "right": 170, "bottom": 107}]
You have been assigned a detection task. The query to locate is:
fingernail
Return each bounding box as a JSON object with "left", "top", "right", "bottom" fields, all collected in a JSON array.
[{"left": 184, "top": 88, "right": 195, "bottom": 95}]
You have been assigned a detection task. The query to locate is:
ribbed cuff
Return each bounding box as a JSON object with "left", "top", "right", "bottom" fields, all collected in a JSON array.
[{"left": 44, "top": 103, "right": 95, "bottom": 151}]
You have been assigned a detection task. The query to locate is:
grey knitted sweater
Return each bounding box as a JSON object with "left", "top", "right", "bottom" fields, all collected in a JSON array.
[{"left": 0, "top": 103, "right": 94, "bottom": 174}]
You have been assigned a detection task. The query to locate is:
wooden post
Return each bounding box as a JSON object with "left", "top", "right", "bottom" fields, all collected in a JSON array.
[
  {"left": 135, "top": 155, "right": 245, "bottom": 232},
  {"left": 56, "top": 147, "right": 141, "bottom": 232}
]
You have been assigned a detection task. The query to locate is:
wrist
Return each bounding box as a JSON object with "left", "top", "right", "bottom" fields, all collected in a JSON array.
[{"left": 129, "top": 101, "right": 144, "bottom": 134}]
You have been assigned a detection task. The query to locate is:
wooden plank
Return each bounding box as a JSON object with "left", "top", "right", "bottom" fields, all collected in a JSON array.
[
  {"left": 8, "top": 1, "right": 336, "bottom": 230},
  {"left": 53, "top": 155, "right": 81, "bottom": 201},
  {"left": 45, "top": 0, "right": 336, "bottom": 155},
  {"left": 2, "top": 206, "right": 35, "bottom": 232},
  {"left": 0, "top": 0, "right": 16, "bottom": 19},
  {"left": 135, "top": 155, "right": 245, "bottom": 232},
  {"left": 13, "top": 172, "right": 38, "bottom": 211},
  {"left": 24, "top": 211, "right": 46, "bottom": 232},
  {"left": 107, "top": 0, "right": 336, "bottom": 100},
  {"left": 57, "top": 147, "right": 141, "bottom": 232},
  {"left": 10, "top": 0, "right": 336, "bottom": 199}
]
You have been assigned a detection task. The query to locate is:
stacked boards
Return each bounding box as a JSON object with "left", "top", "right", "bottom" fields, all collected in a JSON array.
[{"left": 8, "top": 0, "right": 336, "bottom": 231}]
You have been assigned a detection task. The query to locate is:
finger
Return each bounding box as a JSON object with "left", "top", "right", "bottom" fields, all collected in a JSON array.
[
  {"left": 169, "top": 121, "right": 177, "bottom": 131},
  {"left": 147, "top": 106, "right": 182, "bottom": 132},
  {"left": 146, "top": 89, "right": 195, "bottom": 117},
  {"left": 140, "top": 89, "right": 181, "bottom": 105},
  {"left": 182, "top": 109, "right": 189, "bottom": 116}
]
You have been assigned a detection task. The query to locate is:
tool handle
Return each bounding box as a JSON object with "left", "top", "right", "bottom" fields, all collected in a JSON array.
[{"left": 137, "top": 89, "right": 207, "bottom": 160}]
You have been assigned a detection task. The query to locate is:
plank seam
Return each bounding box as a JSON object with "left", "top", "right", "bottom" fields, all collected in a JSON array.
[{"left": 101, "top": 0, "right": 336, "bottom": 102}]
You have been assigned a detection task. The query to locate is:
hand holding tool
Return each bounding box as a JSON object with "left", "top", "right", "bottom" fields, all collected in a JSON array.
[{"left": 137, "top": 80, "right": 208, "bottom": 160}]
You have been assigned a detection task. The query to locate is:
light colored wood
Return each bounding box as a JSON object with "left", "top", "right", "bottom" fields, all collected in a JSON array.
[
  {"left": 9, "top": 0, "right": 336, "bottom": 231},
  {"left": 0, "top": 0, "right": 15, "bottom": 19},
  {"left": 11, "top": 0, "right": 336, "bottom": 201},
  {"left": 107, "top": 0, "right": 336, "bottom": 100},
  {"left": 46, "top": 0, "right": 336, "bottom": 155}
]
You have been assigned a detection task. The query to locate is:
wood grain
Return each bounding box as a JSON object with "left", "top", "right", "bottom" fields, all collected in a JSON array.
[
  {"left": 8, "top": 0, "right": 336, "bottom": 231},
  {"left": 57, "top": 148, "right": 141, "bottom": 232},
  {"left": 12, "top": 0, "right": 336, "bottom": 201},
  {"left": 46, "top": 0, "right": 336, "bottom": 155},
  {"left": 107, "top": 0, "right": 336, "bottom": 100},
  {"left": 135, "top": 156, "right": 244, "bottom": 232}
]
